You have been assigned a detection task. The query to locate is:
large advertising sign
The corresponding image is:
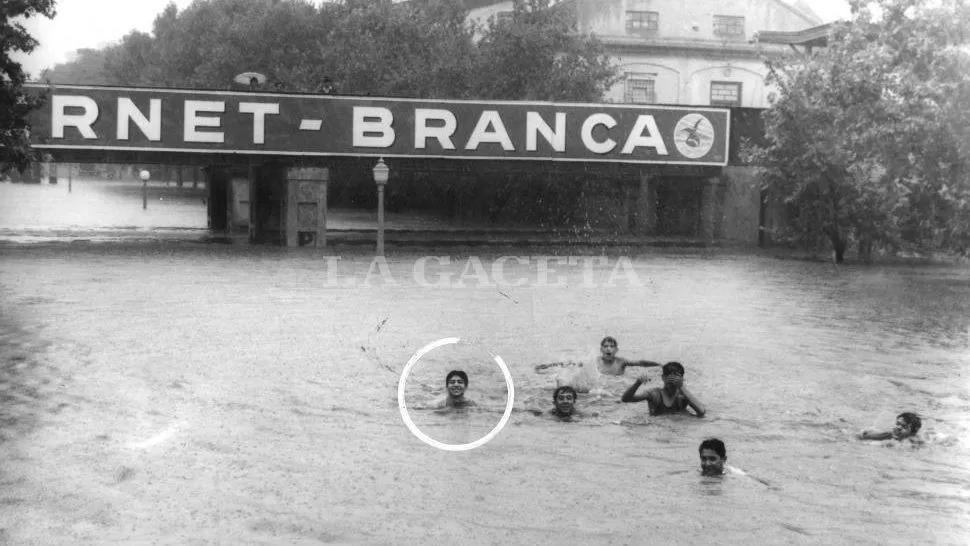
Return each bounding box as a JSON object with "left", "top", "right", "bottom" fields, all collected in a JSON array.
[{"left": 26, "top": 84, "right": 730, "bottom": 166}]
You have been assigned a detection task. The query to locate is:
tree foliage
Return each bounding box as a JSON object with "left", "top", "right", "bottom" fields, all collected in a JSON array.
[
  {"left": 40, "top": 47, "right": 111, "bottom": 84},
  {"left": 51, "top": 0, "right": 615, "bottom": 102},
  {"left": 752, "top": 0, "right": 970, "bottom": 261},
  {"left": 1, "top": 0, "right": 56, "bottom": 174},
  {"left": 472, "top": 0, "right": 616, "bottom": 101}
]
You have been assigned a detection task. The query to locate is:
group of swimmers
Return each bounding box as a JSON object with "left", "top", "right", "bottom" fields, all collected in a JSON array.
[
  {"left": 421, "top": 336, "right": 926, "bottom": 475},
  {"left": 536, "top": 336, "right": 706, "bottom": 418}
]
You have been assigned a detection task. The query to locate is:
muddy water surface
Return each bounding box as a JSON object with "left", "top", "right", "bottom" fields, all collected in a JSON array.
[{"left": 1, "top": 244, "right": 968, "bottom": 545}]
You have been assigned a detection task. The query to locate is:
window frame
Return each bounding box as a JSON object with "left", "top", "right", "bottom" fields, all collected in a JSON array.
[
  {"left": 713, "top": 15, "right": 745, "bottom": 38},
  {"left": 625, "top": 6, "right": 659, "bottom": 35},
  {"left": 710, "top": 81, "right": 743, "bottom": 107},
  {"left": 624, "top": 73, "right": 658, "bottom": 104}
]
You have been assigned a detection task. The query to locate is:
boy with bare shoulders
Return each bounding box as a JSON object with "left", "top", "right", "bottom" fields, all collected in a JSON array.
[
  {"left": 431, "top": 370, "right": 476, "bottom": 410},
  {"left": 621, "top": 361, "right": 706, "bottom": 417},
  {"left": 858, "top": 412, "right": 922, "bottom": 443},
  {"left": 534, "top": 336, "right": 662, "bottom": 377}
]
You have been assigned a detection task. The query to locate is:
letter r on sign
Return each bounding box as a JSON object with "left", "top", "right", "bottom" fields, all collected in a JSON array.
[{"left": 52, "top": 95, "right": 99, "bottom": 139}]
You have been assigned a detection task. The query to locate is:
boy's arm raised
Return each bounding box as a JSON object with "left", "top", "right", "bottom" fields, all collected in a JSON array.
[
  {"left": 857, "top": 430, "right": 893, "bottom": 441},
  {"left": 679, "top": 386, "right": 706, "bottom": 417},
  {"left": 626, "top": 359, "right": 663, "bottom": 368},
  {"left": 534, "top": 361, "right": 572, "bottom": 373},
  {"left": 621, "top": 376, "right": 652, "bottom": 403}
]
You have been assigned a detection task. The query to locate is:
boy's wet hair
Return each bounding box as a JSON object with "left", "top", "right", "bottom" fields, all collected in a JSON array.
[
  {"left": 662, "top": 361, "right": 685, "bottom": 376},
  {"left": 600, "top": 336, "right": 618, "bottom": 347},
  {"left": 446, "top": 370, "right": 468, "bottom": 386},
  {"left": 699, "top": 438, "right": 726, "bottom": 459},
  {"left": 897, "top": 412, "right": 922, "bottom": 433},
  {"left": 553, "top": 386, "right": 577, "bottom": 404}
]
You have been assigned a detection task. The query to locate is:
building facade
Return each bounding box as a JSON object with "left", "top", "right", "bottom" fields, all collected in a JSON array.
[
  {"left": 469, "top": 0, "right": 822, "bottom": 108},
  {"left": 464, "top": 0, "right": 826, "bottom": 244}
]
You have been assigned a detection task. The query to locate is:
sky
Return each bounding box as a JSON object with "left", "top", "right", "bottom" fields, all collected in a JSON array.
[{"left": 13, "top": 0, "right": 853, "bottom": 78}]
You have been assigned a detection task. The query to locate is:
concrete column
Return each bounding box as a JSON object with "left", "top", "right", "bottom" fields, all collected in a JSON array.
[
  {"left": 637, "top": 171, "right": 658, "bottom": 234},
  {"left": 700, "top": 177, "right": 719, "bottom": 240},
  {"left": 285, "top": 166, "right": 330, "bottom": 248}
]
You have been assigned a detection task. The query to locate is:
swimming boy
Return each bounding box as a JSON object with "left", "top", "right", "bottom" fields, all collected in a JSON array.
[
  {"left": 697, "top": 438, "right": 772, "bottom": 485},
  {"left": 699, "top": 438, "right": 728, "bottom": 476},
  {"left": 621, "top": 361, "right": 706, "bottom": 417},
  {"left": 432, "top": 370, "right": 476, "bottom": 410},
  {"left": 550, "top": 386, "right": 578, "bottom": 420},
  {"left": 596, "top": 336, "right": 662, "bottom": 376},
  {"left": 858, "top": 412, "right": 922, "bottom": 441},
  {"left": 534, "top": 336, "right": 662, "bottom": 376}
]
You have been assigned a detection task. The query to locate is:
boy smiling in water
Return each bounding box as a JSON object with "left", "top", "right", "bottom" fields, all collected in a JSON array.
[
  {"left": 526, "top": 386, "right": 599, "bottom": 421},
  {"left": 432, "top": 370, "right": 476, "bottom": 410},
  {"left": 550, "top": 386, "right": 579, "bottom": 420}
]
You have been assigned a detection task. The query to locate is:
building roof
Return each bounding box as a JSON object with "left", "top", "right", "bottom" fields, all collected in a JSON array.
[
  {"left": 756, "top": 22, "right": 832, "bottom": 47},
  {"left": 459, "top": 0, "right": 510, "bottom": 9},
  {"left": 773, "top": 0, "right": 824, "bottom": 26}
]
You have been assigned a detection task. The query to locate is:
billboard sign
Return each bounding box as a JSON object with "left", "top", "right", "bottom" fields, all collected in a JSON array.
[{"left": 26, "top": 84, "right": 730, "bottom": 166}]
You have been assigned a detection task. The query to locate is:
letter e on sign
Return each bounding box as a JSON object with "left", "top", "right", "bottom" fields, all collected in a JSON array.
[{"left": 184, "top": 100, "right": 226, "bottom": 143}]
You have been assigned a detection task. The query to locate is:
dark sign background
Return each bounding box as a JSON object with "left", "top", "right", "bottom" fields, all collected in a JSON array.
[{"left": 26, "top": 84, "right": 730, "bottom": 166}]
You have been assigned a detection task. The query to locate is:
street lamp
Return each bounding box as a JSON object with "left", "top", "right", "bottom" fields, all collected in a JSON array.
[
  {"left": 373, "top": 158, "right": 390, "bottom": 256},
  {"left": 140, "top": 169, "right": 150, "bottom": 210}
]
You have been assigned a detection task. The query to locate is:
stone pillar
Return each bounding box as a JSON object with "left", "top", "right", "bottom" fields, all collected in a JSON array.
[
  {"left": 623, "top": 179, "right": 636, "bottom": 233},
  {"left": 699, "top": 177, "right": 720, "bottom": 240},
  {"left": 637, "top": 171, "right": 658, "bottom": 235},
  {"left": 202, "top": 165, "right": 231, "bottom": 232},
  {"left": 285, "top": 166, "right": 329, "bottom": 248}
]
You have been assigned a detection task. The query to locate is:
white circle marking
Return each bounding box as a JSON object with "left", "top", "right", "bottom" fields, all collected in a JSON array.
[{"left": 397, "top": 337, "right": 515, "bottom": 452}]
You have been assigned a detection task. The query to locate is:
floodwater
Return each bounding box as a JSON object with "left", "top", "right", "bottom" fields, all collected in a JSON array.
[
  {"left": 2, "top": 186, "right": 970, "bottom": 545},
  {"left": 0, "top": 179, "right": 209, "bottom": 236}
]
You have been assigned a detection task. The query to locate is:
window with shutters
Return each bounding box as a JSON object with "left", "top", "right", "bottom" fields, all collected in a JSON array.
[{"left": 624, "top": 74, "right": 657, "bottom": 104}]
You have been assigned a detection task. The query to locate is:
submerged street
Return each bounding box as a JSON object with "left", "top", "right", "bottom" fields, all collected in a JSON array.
[{"left": 1, "top": 240, "right": 968, "bottom": 544}]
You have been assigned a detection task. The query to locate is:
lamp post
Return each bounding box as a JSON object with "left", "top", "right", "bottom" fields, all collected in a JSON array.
[
  {"left": 373, "top": 158, "right": 390, "bottom": 256},
  {"left": 140, "top": 169, "right": 150, "bottom": 210}
]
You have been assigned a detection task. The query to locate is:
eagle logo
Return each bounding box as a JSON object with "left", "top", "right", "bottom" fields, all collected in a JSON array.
[{"left": 673, "top": 114, "right": 715, "bottom": 159}]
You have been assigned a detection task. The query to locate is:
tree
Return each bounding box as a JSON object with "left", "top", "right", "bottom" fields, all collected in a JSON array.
[
  {"left": 752, "top": 0, "right": 970, "bottom": 261},
  {"left": 103, "top": 0, "right": 325, "bottom": 89},
  {"left": 40, "top": 47, "right": 111, "bottom": 84},
  {"left": 91, "top": 0, "right": 616, "bottom": 102},
  {"left": 1, "top": 0, "right": 56, "bottom": 175},
  {"left": 471, "top": 0, "right": 617, "bottom": 102}
]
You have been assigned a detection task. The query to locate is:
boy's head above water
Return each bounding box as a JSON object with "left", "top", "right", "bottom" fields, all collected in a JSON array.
[
  {"left": 662, "top": 361, "right": 685, "bottom": 376},
  {"left": 699, "top": 438, "right": 727, "bottom": 476},
  {"left": 600, "top": 336, "right": 618, "bottom": 359},
  {"left": 661, "top": 362, "right": 686, "bottom": 390},
  {"left": 445, "top": 370, "right": 468, "bottom": 398},
  {"left": 893, "top": 412, "right": 922, "bottom": 439},
  {"left": 552, "top": 386, "right": 577, "bottom": 416}
]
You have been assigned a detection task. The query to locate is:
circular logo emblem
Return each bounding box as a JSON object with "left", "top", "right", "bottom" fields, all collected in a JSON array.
[{"left": 673, "top": 114, "right": 715, "bottom": 159}]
